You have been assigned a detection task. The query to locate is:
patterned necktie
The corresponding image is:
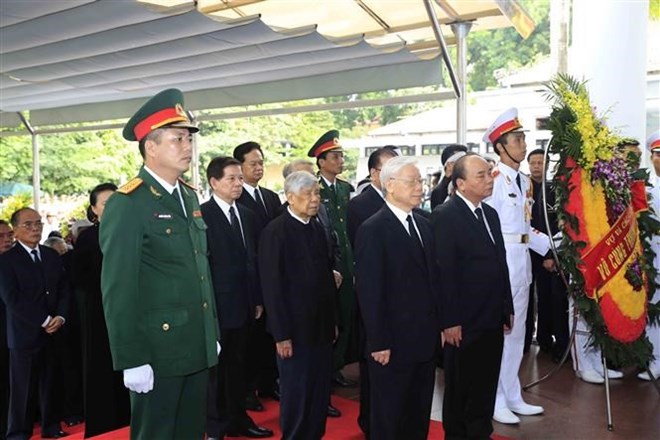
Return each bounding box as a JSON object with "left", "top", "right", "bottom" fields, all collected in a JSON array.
[
  {"left": 31, "top": 249, "right": 41, "bottom": 263},
  {"left": 229, "top": 206, "right": 245, "bottom": 247},
  {"left": 254, "top": 188, "right": 269, "bottom": 217}
]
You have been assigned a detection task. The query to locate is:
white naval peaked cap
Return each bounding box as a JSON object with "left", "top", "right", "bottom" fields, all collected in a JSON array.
[
  {"left": 483, "top": 107, "right": 524, "bottom": 144},
  {"left": 647, "top": 130, "right": 660, "bottom": 152}
]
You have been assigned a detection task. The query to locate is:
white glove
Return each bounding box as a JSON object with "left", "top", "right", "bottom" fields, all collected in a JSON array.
[
  {"left": 123, "top": 364, "right": 154, "bottom": 393},
  {"left": 217, "top": 341, "right": 222, "bottom": 356}
]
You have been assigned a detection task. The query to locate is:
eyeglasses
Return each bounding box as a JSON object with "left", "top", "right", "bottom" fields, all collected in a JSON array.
[
  {"left": 391, "top": 177, "right": 424, "bottom": 187},
  {"left": 17, "top": 221, "right": 44, "bottom": 229}
]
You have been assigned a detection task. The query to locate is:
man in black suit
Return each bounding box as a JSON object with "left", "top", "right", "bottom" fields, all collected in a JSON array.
[
  {"left": 430, "top": 144, "right": 468, "bottom": 209},
  {"left": 259, "top": 170, "right": 339, "bottom": 439},
  {"left": 234, "top": 141, "right": 282, "bottom": 236},
  {"left": 355, "top": 156, "right": 442, "bottom": 440},
  {"left": 346, "top": 146, "right": 396, "bottom": 437},
  {"left": 0, "top": 208, "right": 71, "bottom": 439},
  {"left": 431, "top": 154, "right": 513, "bottom": 439},
  {"left": 525, "top": 149, "right": 567, "bottom": 360},
  {"left": 202, "top": 157, "right": 273, "bottom": 439},
  {"left": 233, "top": 141, "right": 282, "bottom": 411}
]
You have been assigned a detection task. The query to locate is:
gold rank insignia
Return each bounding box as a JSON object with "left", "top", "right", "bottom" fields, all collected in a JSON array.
[
  {"left": 117, "top": 177, "right": 143, "bottom": 194},
  {"left": 149, "top": 185, "right": 162, "bottom": 198},
  {"left": 178, "top": 177, "right": 198, "bottom": 192}
]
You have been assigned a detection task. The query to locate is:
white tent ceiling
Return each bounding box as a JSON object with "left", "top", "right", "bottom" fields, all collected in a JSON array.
[{"left": 0, "top": 0, "right": 534, "bottom": 130}]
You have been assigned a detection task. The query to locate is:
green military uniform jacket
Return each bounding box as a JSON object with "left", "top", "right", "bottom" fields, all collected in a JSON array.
[
  {"left": 319, "top": 176, "right": 354, "bottom": 276},
  {"left": 100, "top": 167, "right": 219, "bottom": 378}
]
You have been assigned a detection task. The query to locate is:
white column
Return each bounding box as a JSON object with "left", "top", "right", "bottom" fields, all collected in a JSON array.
[{"left": 570, "top": 0, "right": 648, "bottom": 143}]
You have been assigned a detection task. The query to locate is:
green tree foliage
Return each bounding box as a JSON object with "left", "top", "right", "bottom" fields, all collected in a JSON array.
[
  {"left": 1, "top": 130, "right": 141, "bottom": 196},
  {"left": 467, "top": 0, "right": 550, "bottom": 91}
]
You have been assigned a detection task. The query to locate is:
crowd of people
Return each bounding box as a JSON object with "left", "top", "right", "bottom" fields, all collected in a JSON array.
[{"left": 0, "top": 87, "right": 659, "bottom": 440}]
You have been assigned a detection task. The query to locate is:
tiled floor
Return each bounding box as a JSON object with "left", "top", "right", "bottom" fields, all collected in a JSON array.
[{"left": 335, "top": 346, "right": 660, "bottom": 439}]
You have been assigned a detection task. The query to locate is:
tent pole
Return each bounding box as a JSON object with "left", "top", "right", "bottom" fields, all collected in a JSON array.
[
  {"left": 423, "top": 0, "right": 461, "bottom": 99},
  {"left": 451, "top": 21, "right": 472, "bottom": 145},
  {"left": 188, "top": 111, "right": 200, "bottom": 192},
  {"left": 16, "top": 112, "right": 40, "bottom": 213}
]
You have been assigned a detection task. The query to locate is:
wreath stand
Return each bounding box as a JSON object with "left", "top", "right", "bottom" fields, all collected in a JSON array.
[{"left": 521, "top": 148, "right": 660, "bottom": 432}]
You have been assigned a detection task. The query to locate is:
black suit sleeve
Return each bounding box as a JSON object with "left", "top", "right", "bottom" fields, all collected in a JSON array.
[
  {"left": 430, "top": 206, "right": 461, "bottom": 330},
  {"left": 258, "top": 221, "right": 291, "bottom": 342},
  {"left": 355, "top": 222, "right": 392, "bottom": 353}
]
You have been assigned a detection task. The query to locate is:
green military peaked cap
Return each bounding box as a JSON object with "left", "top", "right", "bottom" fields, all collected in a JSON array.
[
  {"left": 308, "top": 129, "right": 343, "bottom": 158},
  {"left": 123, "top": 88, "right": 199, "bottom": 142}
]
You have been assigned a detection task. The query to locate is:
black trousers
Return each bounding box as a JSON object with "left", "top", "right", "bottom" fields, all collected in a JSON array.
[
  {"left": 443, "top": 330, "right": 503, "bottom": 440},
  {"left": 368, "top": 357, "right": 435, "bottom": 440},
  {"left": 245, "top": 316, "right": 278, "bottom": 397},
  {"left": 0, "top": 342, "right": 8, "bottom": 440},
  {"left": 277, "top": 343, "right": 332, "bottom": 440},
  {"left": 207, "top": 326, "right": 253, "bottom": 437},
  {"left": 7, "top": 343, "right": 60, "bottom": 440}
]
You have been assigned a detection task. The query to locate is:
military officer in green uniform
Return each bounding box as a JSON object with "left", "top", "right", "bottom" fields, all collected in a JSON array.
[
  {"left": 308, "top": 130, "right": 357, "bottom": 387},
  {"left": 100, "top": 88, "right": 220, "bottom": 440}
]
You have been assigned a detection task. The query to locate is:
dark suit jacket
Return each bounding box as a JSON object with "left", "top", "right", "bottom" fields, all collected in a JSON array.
[
  {"left": 237, "top": 186, "right": 281, "bottom": 237},
  {"left": 348, "top": 185, "right": 430, "bottom": 247},
  {"left": 355, "top": 205, "right": 441, "bottom": 365},
  {"left": 430, "top": 176, "right": 450, "bottom": 210},
  {"left": 258, "top": 211, "right": 336, "bottom": 346},
  {"left": 0, "top": 243, "right": 70, "bottom": 350},
  {"left": 201, "top": 199, "right": 261, "bottom": 330},
  {"left": 347, "top": 185, "right": 384, "bottom": 247},
  {"left": 431, "top": 196, "right": 513, "bottom": 333}
]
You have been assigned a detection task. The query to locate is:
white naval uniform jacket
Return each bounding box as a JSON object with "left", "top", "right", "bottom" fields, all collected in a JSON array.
[{"left": 485, "top": 162, "right": 551, "bottom": 288}]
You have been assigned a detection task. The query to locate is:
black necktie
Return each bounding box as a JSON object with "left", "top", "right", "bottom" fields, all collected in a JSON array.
[
  {"left": 254, "top": 188, "right": 269, "bottom": 217},
  {"left": 172, "top": 187, "right": 185, "bottom": 216},
  {"left": 406, "top": 215, "right": 424, "bottom": 260},
  {"left": 31, "top": 249, "right": 41, "bottom": 263},
  {"left": 515, "top": 174, "right": 522, "bottom": 192},
  {"left": 229, "top": 206, "right": 245, "bottom": 247},
  {"left": 475, "top": 207, "right": 493, "bottom": 243}
]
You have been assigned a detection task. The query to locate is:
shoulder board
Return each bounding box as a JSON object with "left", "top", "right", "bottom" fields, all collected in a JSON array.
[
  {"left": 178, "top": 178, "right": 198, "bottom": 192},
  {"left": 117, "top": 177, "right": 143, "bottom": 194},
  {"left": 336, "top": 177, "right": 355, "bottom": 192}
]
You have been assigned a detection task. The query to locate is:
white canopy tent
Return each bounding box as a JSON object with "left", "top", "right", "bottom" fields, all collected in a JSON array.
[{"left": 0, "top": 0, "right": 534, "bottom": 207}]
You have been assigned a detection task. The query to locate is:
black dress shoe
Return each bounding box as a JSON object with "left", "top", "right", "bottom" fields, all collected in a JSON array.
[
  {"left": 327, "top": 404, "right": 342, "bottom": 418},
  {"left": 245, "top": 394, "right": 264, "bottom": 412},
  {"left": 64, "top": 416, "right": 84, "bottom": 427},
  {"left": 227, "top": 425, "right": 274, "bottom": 438},
  {"left": 42, "top": 430, "right": 69, "bottom": 439},
  {"left": 332, "top": 372, "right": 357, "bottom": 387}
]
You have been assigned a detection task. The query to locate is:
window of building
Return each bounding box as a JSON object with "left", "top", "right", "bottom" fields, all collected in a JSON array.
[
  {"left": 536, "top": 117, "right": 550, "bottom": 131},
  {"left": 398, "top": 146, "right": 415, "bottom": 156},
  {"left": 365, "top": 147, "right": 380, "bottom": 157},
  {"left": 421, "top": 144, "right": 442, "bottom": 155},
  {"left": 536, "top": 139, "right": 549, "bottom": 149}
]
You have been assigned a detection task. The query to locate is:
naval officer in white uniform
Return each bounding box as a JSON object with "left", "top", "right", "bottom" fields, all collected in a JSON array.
[{"left": 483, "top": 108, "right": 553, "bottom": 425}]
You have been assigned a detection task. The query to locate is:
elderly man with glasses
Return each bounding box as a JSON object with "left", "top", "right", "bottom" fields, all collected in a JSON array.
[{"left": 0, "top": 208, "right": 71, "bottom": 439}]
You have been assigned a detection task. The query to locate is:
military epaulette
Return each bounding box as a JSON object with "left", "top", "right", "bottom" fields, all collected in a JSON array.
[
  {"left": 117, "top": 177, "right": 143, "bottom": 194},
  {"left": 178, "top": 178, "right": 198, "bottom": 192},
  {"left": 336, "top": 177, "right": 355, "bottom": 192}
]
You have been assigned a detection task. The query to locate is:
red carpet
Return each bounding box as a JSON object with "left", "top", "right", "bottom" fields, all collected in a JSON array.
[{"left": 31, "top": 396, "right": 512, "bottom": 439}]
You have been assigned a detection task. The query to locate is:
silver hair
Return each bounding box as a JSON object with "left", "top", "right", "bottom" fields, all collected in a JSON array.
[
  {"left": 284, "top": 171, "right": 318, "bottom": 195},
  {"left": 380, "top": 156, "right": 418, "bottom": 196},
  {"left": 43, "top": 236, "right": 66, "bottom": 248},
  {"left": 282, "top": 159, "right": 314, "bottom": 178}
]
